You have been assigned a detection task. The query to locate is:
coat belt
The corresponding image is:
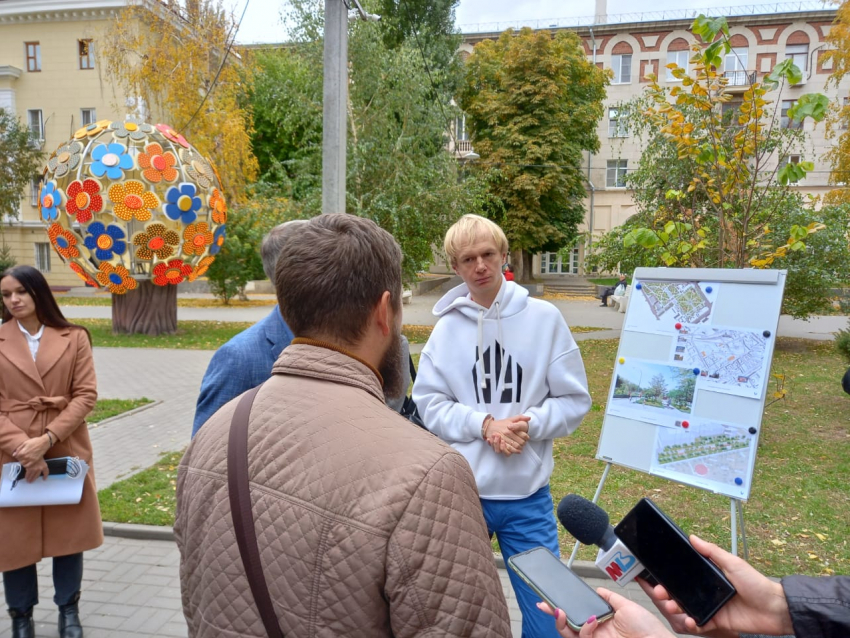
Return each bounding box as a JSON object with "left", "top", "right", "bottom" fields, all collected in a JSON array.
[{"left": 0, "top": 396, "right": 70, "bottom": 413}]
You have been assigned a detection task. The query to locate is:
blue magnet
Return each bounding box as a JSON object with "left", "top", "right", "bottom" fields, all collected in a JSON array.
[
  {"left": 748, "top": 427, "right": 757, "bottom": 435},
  {"left": 763, "top": 330, "right": 771, "bottom": 338},
  {"left": 705, "top": 286, "right": 713, "bottom": 293},
  {"left": 734, "top": 477, "right": 743, "bottom": 486},
  {"left": 636, "top": 283, "right": 642, "bottom": 290},
  {"left": 693, "top": 368, "right": 700, "bottom": 375}
]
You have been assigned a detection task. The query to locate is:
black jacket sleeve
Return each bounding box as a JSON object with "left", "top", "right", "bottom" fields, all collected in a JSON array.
[{"left": 781, "top": 575, "right": 850, "bottom": 638}]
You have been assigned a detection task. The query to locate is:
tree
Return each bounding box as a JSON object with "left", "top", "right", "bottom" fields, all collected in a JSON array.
[
  {"left": 648, "top": 373, "right": 667, "bottom": 400},
  {"left": 590, "top": 15, "right": 838, "bottom": 318},
  {"left": 0, "top": 107, "right": 44, "bottom": 223},
  {"left": 252, "top": 0, "right": 492, "bottom": 282},
  {"left": 824, "top": 0, "right": 850, "bottom": 203},
  {"left": 459, "top": 27, "right": 608, "bottom": 281}
]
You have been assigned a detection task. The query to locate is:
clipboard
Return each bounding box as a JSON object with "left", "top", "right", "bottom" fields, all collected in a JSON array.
[{"left": 0, "top": 457, "right": 88, "bottom": 507}]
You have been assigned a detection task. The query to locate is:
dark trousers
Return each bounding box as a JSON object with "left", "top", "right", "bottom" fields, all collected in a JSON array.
[
  {"left": 3, "top": 553, "right": 83, "bottom": 611},
  {"left": 600, "top": 286, "right": 616, "bottom": 305}
]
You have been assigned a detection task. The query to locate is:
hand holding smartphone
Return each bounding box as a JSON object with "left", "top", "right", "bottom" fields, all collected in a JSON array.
[{"left": 508, "top": 547, "right": 615, "bottom": 631}]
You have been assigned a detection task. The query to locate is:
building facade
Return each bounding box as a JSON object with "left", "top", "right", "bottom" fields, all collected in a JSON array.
[
  {"left": 460, "top": 5, "right": 847, "bottom": 277},
  {"left": 0, "top": 0, "right": 129, "bottom": 286}
]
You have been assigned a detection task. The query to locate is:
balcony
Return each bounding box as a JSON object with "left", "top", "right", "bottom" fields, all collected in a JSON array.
[
  {"left": 452, "top": 138, "right": 473, "bottom": 158},
  {"left": 723, "top": 70, "right": 757, "bottom": 92}
]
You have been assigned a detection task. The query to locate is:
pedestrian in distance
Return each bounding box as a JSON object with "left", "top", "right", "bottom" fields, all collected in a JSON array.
[
  {"left": 0, "top": 265, "right": 101, "bottom": 638},
  {"left": 600, "top": 273, "right": 627, "bottom": 307}
]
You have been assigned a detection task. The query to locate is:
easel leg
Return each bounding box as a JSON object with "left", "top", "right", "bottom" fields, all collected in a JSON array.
[
  {"left": 736, "top": 499, "right": 749, "bottom": 561},
  {"left": 568, "top": 463, "right": 612, "bottom": 568},
  {"left": 730, "top": 499, "right": 738, "bottom": 556}
]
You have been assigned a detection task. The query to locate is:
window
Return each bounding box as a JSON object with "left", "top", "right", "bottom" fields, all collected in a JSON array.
[
  {"left": 842, "top": 97, "right": 849, "bottom": 130},
  {"left": 540, "top": 248, "right": 579, "bottom": 275},
  {"left": 781, "top": 99, "right": 802, "bottom": 129},
  {"left": 79, "top": 39, "right": 95, "bottom": 70},
  {"left": 724, "top": 47, "right": 749, "bottom": 86},
  {"left": 29, "top": 176, "right": 41, "bottom": 207},
  {"left": 777, "top": 155, "right": 802, "bottom": 183},
  {"left": 34, "top": 243, "right": 51, "bottom": 272},
  {"left": 721, "top": 99, "right": 743, "bottom": 125},
  {"left": 666, "top": 50, "right": 689, "bottom": 81},
  {"left": 611, "top": 54, "right": 632, "bottom": 84},
  {"left": 25, "top": 42, "right": 41, "bottom": 72},
  {"left": 606, "top": 159, "right": 628, "bottom": 188},
  {"left": 608, "top": 107, "right": 628, "bottom": 137},
  {"left": 455, "top": 114, "right": 468, "bottom": 141},
  {"left": 81, "top": 108, "right": 96, "bottom": 126},
  {"left": 27, "top": 109, "right": 44, "bottom": 142},
  {"left": 785, "top": 43, "right": 808, "bottom": 74}
]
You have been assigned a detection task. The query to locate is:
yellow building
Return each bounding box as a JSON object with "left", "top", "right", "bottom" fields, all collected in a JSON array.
[{"left": 0, "top": 0, "right": 129, "bottom": 286}]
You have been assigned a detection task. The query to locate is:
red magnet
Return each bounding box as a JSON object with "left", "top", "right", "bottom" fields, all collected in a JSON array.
[
  {"left": 682, "top": 421, "right": 689, "bottom": 428},
  {"left": 675, "top": 323, "right": 682, "bottom": 330}
]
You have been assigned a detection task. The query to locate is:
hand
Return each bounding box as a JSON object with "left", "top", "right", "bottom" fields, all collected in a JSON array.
[
  {"left": 24, "top": 459, "right": 49, "bottom": 483},
  {"left": 13, "top": 435, "right": 51, "bottom": 466},
  {"left": 538, "top": 587, "right": 676, "bottom": 638},
  {"left": 486, "top": 415, "right": 530, "bottom": 455},
  {"left": 640, "top": 535, "right": 794, "bottom": 637}
]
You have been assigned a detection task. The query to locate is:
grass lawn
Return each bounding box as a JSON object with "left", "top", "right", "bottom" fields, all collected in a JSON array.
[
  {"left": 89, "top": 398, "right": 153, "bottom": 424},
  {"left": 77, "top": 319, "right": 255, "bottom": 350},
  {"left": 97, "top": 337, "right": 849, "bottom": 578},
  {"left": 58, "top": 295, "right": 276, "bottom": 308},
  {"left": 589, "top": 278, "right": 619, "bottom": 286}
]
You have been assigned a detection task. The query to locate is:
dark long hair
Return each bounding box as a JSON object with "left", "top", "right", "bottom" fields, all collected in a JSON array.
[{"left": 1, "top": 265, "right": 91, "bottom": 343}]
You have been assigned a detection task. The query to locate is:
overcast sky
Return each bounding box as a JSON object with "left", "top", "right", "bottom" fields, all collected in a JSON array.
[{"left": 234, "top": 0, "right": 824, "bottom": 44}]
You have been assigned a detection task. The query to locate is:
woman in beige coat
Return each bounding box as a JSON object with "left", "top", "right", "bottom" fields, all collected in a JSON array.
[{"left": 0, "top": 265, "right": 102, "bottom": 638}]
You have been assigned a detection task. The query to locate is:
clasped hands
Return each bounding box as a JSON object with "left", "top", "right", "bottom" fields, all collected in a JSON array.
[
  {"left": 484, "top": 415, "right": 530, "bottom": 456},
  {"left": 12, "top": 434, "right": 52, "bottom": 483}
]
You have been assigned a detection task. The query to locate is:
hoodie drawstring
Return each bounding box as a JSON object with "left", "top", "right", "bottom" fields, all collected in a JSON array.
[
  {"left": 495, "top": 301, "right": 507, "bottom": 397},
  {"left": 477, "top": 308, "right": 487, "bottom": 389}
]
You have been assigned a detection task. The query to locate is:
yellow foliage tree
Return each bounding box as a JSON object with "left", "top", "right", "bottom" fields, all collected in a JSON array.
[
  {"left": 99, "top": 0, "right": 257, "bottom": 203},
  {"left": 824, "top": 0, "right": 850, "bottom": 204}
]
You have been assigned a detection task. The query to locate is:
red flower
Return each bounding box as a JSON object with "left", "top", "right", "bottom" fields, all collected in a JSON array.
[
  {"left": 155, "top": 123, "right": 189, "bottom": 148},
  {"left": 152, "top": 259, "right": 193, "bottom": 286},
  {"left": 69, "top": 262, "right": 98, "bottom": 287},
  {"left": 65, "top": 178, "right": 103, "bottom": 224}
]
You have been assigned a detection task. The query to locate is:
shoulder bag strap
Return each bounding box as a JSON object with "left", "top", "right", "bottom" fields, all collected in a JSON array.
[
  {"left": 228, "top": 384, "right": 285, "bottom": 638},
  {"left": 408, "top": 353, "right": 417, "bottom": 384}
]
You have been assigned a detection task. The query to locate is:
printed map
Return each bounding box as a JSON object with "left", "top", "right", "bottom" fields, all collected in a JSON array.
[
  {"left": 673, "top": 326, "right": 769, "bottom": 399},
  {"left": 650, "top": 421, "right": 756, "bottom": 499},
  {"left": 625, "top": 281, "right": 717, "bottom": 335}
]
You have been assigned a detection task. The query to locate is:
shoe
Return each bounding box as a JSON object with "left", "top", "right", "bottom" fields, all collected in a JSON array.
[
  {"left": 599, "top": 303, "right": 607, "bottom": 307},
  {"left": 9, "top": 608, "right": 34, "bottom": 638},
  {"left": 58, "top": 592, "right": 83, "bottom": 638}
]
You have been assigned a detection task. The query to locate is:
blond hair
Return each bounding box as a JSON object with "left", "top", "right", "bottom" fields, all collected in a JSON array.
[{"left": 444, "top": 214, "right": 509, "bottom": 266}]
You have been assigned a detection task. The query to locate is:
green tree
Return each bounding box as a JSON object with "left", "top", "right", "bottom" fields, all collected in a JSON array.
[
  {"left": 252, "top": 0, "right": 492, "bottom": 281},
  {"left": 459, "top": 27, "right": 608, "bottom": 281},
  {"left": 648, "top": 373, "right": 667, "bottom": 400},
  {"left": 0, "top": 108, "right": 44, "bottom": 222}
]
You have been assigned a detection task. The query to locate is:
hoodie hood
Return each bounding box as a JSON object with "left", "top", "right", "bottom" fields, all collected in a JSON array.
[{"left": 432, "top": 280, "right": 529, "bottom": 320}]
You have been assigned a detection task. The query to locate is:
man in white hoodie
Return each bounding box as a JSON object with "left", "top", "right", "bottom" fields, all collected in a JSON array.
[{"left": 413, "top": 214, "right": 592, "bottom": 638}]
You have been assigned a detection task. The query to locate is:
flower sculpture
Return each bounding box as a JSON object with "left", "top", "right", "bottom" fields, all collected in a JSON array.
[
  {"left": 65, "top": 178, "right": 103, "bottom": 224},
  {"left": 90, "top": 143, "right": 134, "bottom": 180},
  {"left": 40, "top": 117, "right": 226, "bottom": 294}
]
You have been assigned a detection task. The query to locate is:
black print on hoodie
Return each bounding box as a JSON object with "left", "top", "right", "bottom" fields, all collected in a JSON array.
[{"left": 473, "top": 340, "right": 523, "bottom": 404}]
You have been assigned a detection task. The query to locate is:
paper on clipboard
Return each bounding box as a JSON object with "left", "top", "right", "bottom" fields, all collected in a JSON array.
[{"left": 0, "top": 457, "right": 88, "bottom": 507}]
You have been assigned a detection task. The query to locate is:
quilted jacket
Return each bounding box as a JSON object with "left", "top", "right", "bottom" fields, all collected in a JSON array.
[{"left": 175, "top": 344, "right": 512, "bottom": 638}]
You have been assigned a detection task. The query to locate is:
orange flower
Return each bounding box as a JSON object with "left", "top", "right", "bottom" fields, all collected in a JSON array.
[
  {"left": 138, "top": 143, "right": 179, "bottom": 183},
  {"left": 73, "top": 119, "right": 112, "bottom": 140},
  {"left": 132, "top": 223, "right": 180, "bottom": 261},
  {"left": 152, "top": 259, "right": 193, "bottom": 286},
  {"left": 95, "top": 263, "right": 138, "bottom": 295},
  {"left": 69, "top": 262, "right": 98, "bottom": 287},
  {"left": 188, "top": 255, "right": 215, "bottom": 282},
  {"left": 108, "top": 180, "right": 160, "bottom": 222},
  {"left": 209, "top": 188, "right": 227, "bottom": 224},
  {"left": 182, "top": 222, "right": 213, "bottom": 256},
  {"left": 48, "top": 224, "right": 81, "bottom": 259}
]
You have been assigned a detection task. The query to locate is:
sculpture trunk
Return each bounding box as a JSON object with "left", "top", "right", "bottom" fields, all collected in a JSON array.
[{"left": 111, "top": 280, "right": 178, "bottom": 335}]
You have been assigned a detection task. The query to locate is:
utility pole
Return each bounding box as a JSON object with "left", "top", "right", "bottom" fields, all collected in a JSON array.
[{"left": 322, "top": 0, "right": 347, "bottom": 215}]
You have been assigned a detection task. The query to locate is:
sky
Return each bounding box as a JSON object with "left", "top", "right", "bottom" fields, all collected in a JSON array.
[{"left": 233, "top": 0, "right": 825, "bottom": 44}]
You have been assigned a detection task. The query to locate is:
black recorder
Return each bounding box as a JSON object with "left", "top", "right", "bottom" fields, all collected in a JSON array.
[{"left": 614, "top": 498, "right": 736, "bottom": 626}]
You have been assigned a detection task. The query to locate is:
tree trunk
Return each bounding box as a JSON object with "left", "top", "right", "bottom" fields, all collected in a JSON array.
[
  {"left": 512, "top": 249, "right": 534, "bottom": 283},
  {"left": 112, "top": 280, "right": 178, "bottom": 335}
]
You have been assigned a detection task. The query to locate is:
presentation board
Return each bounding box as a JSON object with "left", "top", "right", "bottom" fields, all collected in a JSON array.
[{"left": 596, "top": 267, "right": 786, "bottom": 501}]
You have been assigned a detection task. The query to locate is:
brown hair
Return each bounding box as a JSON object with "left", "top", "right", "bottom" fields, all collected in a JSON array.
[{"left": 275, "top": 214, "right": 402, "bottom": 345}]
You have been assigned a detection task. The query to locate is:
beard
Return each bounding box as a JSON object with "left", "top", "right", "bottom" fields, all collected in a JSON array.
[{"left": 379, "top": 326, "right": 405, "bottom": 402}]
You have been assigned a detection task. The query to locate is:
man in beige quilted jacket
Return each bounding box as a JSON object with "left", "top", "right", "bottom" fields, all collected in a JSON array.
[{"left": 175, "top": 214, "right": 512, "bottom": 638}]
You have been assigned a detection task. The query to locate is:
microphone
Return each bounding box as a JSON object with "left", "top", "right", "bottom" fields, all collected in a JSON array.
[{"left": 557, "top": 494, "right": 646, "bottom": 587}]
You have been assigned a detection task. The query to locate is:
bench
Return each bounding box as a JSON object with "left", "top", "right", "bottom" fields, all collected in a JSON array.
[
  {"left": 402, "top": 289, "right": 413, "bottom": 305},
  {"left": 610, "top": 285, "right": 631, "bottom": 313}
]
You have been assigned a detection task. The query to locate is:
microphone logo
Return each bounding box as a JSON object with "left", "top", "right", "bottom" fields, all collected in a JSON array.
[{"left": 604, "top": 552, "right": 637, "bottom": 581}]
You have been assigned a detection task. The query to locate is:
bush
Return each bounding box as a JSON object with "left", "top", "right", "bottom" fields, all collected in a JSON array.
[
  {"left": 837, "top": 322, "right": 850, "bottom": 363},
  {"left": 0, "top": 243, "right": 16, "bottom": 273}
]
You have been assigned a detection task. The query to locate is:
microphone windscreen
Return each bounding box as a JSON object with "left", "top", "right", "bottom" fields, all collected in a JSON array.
[{"left": 557, "top": 494, "right": 610, "bottom": 545}]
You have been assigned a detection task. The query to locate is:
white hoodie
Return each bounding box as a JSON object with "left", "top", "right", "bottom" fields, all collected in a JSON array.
[{"left": 413, "top": 280, "right": 592, "bottom": 499}]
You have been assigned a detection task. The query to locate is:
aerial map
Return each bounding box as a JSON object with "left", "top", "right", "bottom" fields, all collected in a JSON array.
[
  {"left": 672, "top": 326, "right": 770, "bottom": 399},
  {"left": 625, "top": 281, "right": 718, "bottom": 335},
  {"left": 650, "top": 420, "right": 756, "bottom": 499}
]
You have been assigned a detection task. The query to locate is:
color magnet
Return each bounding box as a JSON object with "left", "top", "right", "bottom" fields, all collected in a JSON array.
[
  {"left": 763, "top": 330, "right": 771, "bottom": 338},
  {"left": 675, "top": 323, "right": 682, "bottom": 330},
  {"left": 748, "top": 427, "right": 757, "bottom": 435},
  {"left": 636, "top": 283, "right": 642, "bottom": 290},
  {"left": 705, "top": 286, "right": 713, "bottom": 293},
  {"left": 682, "top": 421, "right": 689, "bottom": 428},
  {"left": 619, "top": 357, "right": 625, "bottom": 364},
  {"left": 734, "top": 477, "right": 743, "bottom": 486},
  {"left": 693, "top": 368, "right": 700, "bottom": 375}
]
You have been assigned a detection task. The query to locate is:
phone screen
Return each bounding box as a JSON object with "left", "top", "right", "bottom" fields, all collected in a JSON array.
[
  {"left": 614, "top": 498, "right": 736, "bottom": 626},
  {"left": 508, "top": 547, "right": 614, "bottom": 630}
]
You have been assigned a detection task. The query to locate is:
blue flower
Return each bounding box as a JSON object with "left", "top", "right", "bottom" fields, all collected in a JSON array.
[
  {"left": 164, "top": 182, "right": 202, "bottom": 224},
  {"left": 40, "top": 181, "right": 64, "bottom": 222},
  {"left": 210, "top": 225, "right": 226, "bottom": 255},
  {"left": 84, "top": 221, "right": 127, "bottom": 261},
  {"left": 90, "top": 143, "right": 134, "bottom": 180}
]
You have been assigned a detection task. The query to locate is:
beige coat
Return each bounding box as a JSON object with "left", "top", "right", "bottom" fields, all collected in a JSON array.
[
  {"left": 0, "top": 320, "right": 102, "bottom": 572},
  {"left": 176, "top": 344, "right": 511, "bottom": 638}
]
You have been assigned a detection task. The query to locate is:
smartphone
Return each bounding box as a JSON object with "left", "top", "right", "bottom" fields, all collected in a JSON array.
[
  {"left": 614, "top": 498, "right": 736, "bottom": 626},
  {"left": 508, "top": 547, "right": 615, "bottom": 631},
  {"left": 46, "top": 458, "right": 69, "bottom": 476}
]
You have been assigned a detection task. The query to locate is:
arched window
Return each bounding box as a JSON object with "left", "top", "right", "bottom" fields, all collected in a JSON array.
[
  {"left": 611, "top": 42, "right": 633, "bottom": 84},
  {"left": 666, "top": 38, "right": 690, "bottom": 81},
  {"left": 723, "top": 35, "right": 750, "bottom": 86},
  {"left": 785, "top": 31, "right": 810, "bottom": 74}
]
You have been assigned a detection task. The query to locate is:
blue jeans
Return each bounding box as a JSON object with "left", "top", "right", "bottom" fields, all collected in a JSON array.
[
  {"left": 481, "top": 485, "right": 561, "bottom": 638},
  {"left": 3, "top": 553, "right": 83, "bottom": 610}
]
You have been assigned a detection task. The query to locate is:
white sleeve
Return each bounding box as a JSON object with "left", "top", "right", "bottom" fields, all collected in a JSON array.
[
  {"left": 412, "top": 351, "right": 490, "bottom": 444},
  {"left": 524, "top": 341, "right": 592, "bottom": 442}
]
